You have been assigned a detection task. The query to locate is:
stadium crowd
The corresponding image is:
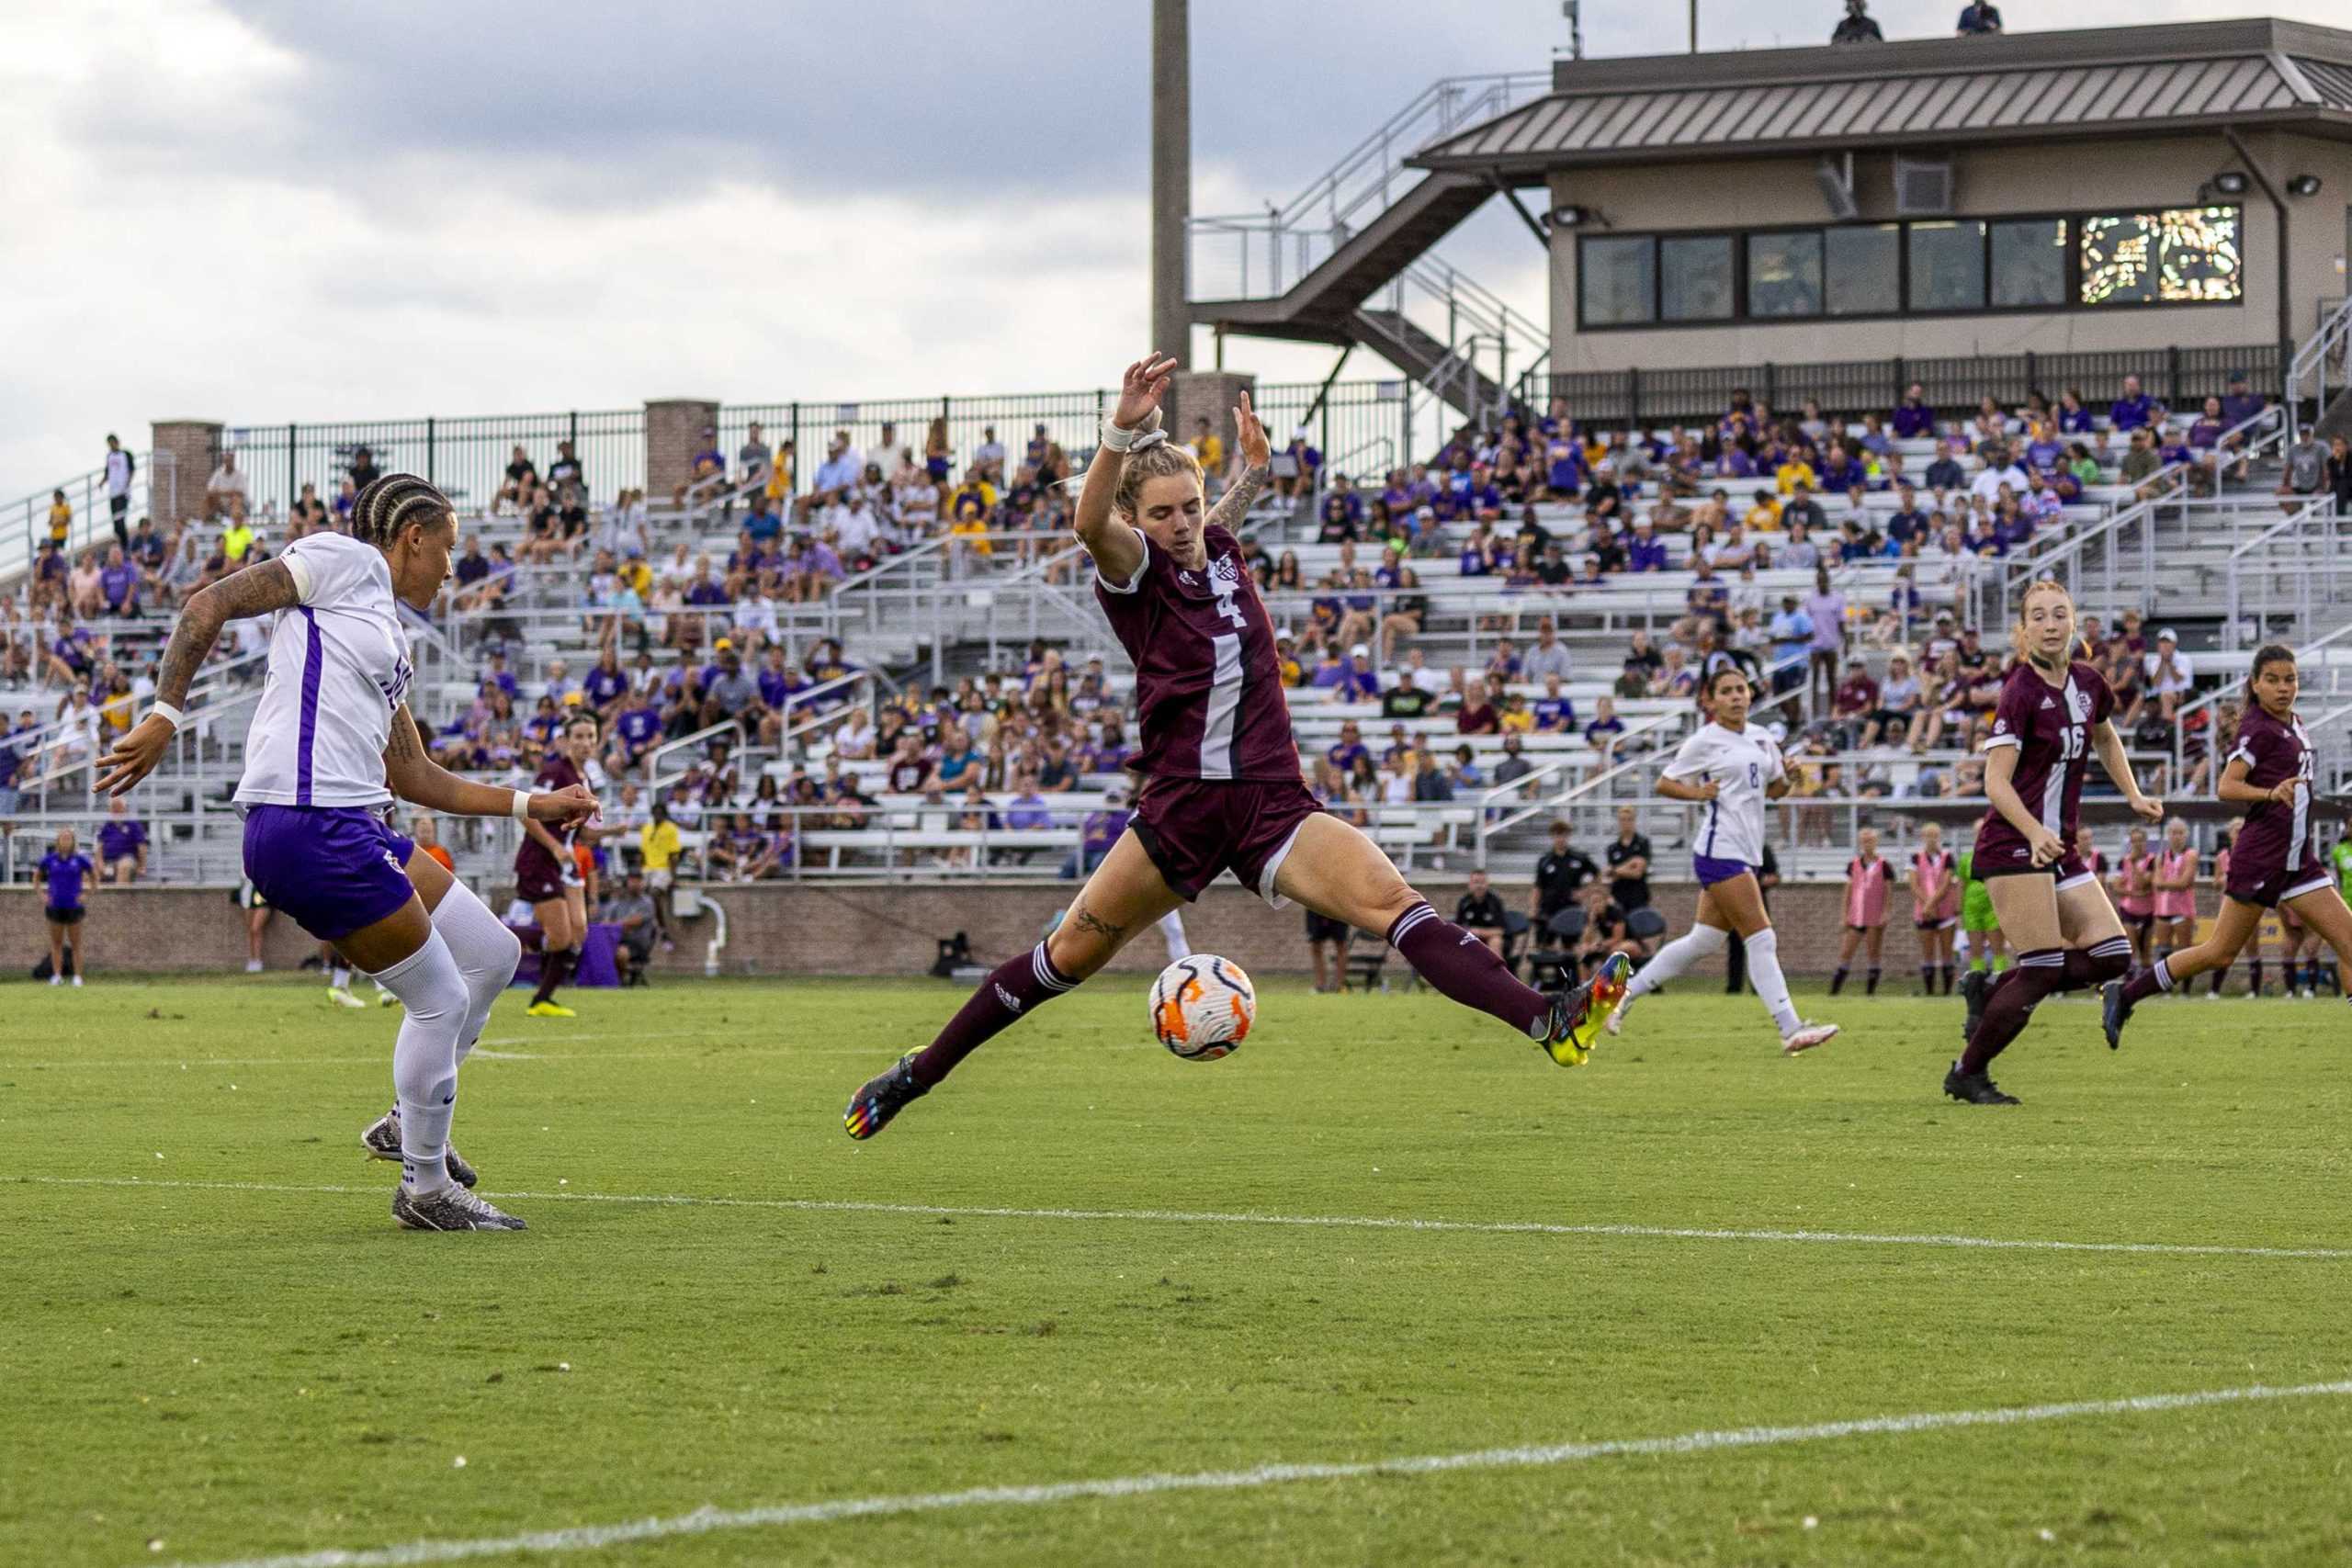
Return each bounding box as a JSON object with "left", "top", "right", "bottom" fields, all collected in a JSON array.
[{"left": 4, "top": 367, "right": 2345, "bottom": 919}]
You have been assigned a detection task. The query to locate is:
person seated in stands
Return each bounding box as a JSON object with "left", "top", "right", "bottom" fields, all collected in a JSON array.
[
  {"left": 1455, "top": 677, "right": 1499, "bottom": 736},
  {"left": 1624, "top": 514, "right": 1668, "bottom": 572},
  {"left": 1316, "top": 475, "right": 1362, "bottom": 543},
  {"left": 1830, "top": 658, "right": 1879, "bottom": 746},
  {"left": 1582, "top": 460, "right": 1624, "bottom": 526},
  {"left": 1781, "top": 481, "right": 1827, "bottom": 538},
  {"left": 1921, "top": 435, "right": 1968, "bottom": 497},
  {"left": 1336, "top": 644, "right": 1381, "bottom": 704},
  {"left": 2109, "top": 373, "right": 2159, "bottom": 431}
]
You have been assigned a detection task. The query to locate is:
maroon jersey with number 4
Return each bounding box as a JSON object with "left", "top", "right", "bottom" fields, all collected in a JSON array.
[
  {"left": 1093, "top": 523, "right": 1300, "bottom": 783},
  {"left": 2225, "top": 705, "right": 2324, "bottom": 899},
  {"left": 1974, "top": 660, "right": 2113, "bottom": 874}
]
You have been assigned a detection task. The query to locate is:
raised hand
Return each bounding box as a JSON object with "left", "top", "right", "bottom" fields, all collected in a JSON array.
[
  {"left": 1233, "top": 389, "right": 1272, "bottom": 469},
  {"left": 1114, "top": 354, "right": 1179, "bottom": 431}
]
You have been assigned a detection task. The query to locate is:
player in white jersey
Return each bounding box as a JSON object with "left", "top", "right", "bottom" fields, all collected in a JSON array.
[
  {"left": 98, "top": 475, "right": 597, "bottom": 1232},
  {"left": 1609, "top": 665, "right": 1838, "bottom": 1054}
]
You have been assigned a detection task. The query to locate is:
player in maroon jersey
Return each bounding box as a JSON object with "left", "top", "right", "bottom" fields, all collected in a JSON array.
[
  {"left": 1946, "top": 580, "right": 2162, "bottom": 1104},
  {"left": 2105, "top": 645, "right": 2352, "bottom": 1043},
  {"left": 844, "top": 355, "right": 1626, "bottom": 1139},
  {"left": 515, "top": 714, "right": 599, "bottom": 1018}
]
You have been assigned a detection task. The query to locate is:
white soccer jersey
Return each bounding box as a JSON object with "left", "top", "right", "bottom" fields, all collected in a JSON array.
[
  {"left": 1662, "top": 720, "right": 1785, "bottom": 867},
  {"left": 232, "top": 533, "right": 413, "bottom": 808}
]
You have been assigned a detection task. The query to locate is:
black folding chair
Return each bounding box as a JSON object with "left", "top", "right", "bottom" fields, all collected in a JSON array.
[{"left": 1525, "top": 907, "right": 1588, "bottom": 994}]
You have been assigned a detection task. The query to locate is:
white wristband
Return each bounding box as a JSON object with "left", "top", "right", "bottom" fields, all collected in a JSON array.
[
  {"left": 511, "top": 789, "right": 533, "bottom": 822},
  {"left": 149, "top": 702, "right": 186, "bottom": 732},
  {"left": 1098, "top": 419, "right": 1140, "bottom": 453}
]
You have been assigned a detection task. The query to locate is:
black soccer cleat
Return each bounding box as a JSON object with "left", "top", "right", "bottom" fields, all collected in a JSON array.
[
  {"left": 844, "top": 1053, "right": 929, "bottom": 1141},
  {"left": 1943, "top": 1062, "right": 2021, "bottom": 1106},
  {"left": 2101, "top": 979, "right": 2134, "bottom": 1051},
  {"left": 361, "top": 1107, "right": 478, "bottom": 1188}
]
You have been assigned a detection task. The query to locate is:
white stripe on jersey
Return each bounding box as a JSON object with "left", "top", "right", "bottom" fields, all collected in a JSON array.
[
  {"left": 233, "top": 533, "right": 411, "bottom": 808},
  {"left": 1200, "top": 632, "right": 1244, "bottom": 781},
  {"left": 1661, "top": 721, "right": 1782, "bottom": 868}
]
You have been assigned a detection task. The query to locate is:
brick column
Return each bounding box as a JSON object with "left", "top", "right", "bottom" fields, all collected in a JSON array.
[
  {"left": 149, "top": 419, "right": 222, "bottom": 529},
  {"left": 645, "top": 399, "right": 720, "bottom": 502},
  {"left": 1166, "top": 371, "right": 1256, "bottom": 476}
]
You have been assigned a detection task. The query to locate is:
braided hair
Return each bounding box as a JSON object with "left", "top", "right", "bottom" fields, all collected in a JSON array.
[{"left": 347, "top": 473, "right": 452, "bottom": 549}]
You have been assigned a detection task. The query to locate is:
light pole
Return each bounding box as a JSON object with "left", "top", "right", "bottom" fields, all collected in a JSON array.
[{"left": 1151, "top": 0, "right": 1191, "bottom": 369}]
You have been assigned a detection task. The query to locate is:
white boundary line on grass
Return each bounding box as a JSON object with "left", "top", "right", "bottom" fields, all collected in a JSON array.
[
  {"left": 160, "top": 1379, "right": 2352, "bottom": 1568},
  {"left": 19, "top": 1176, "right": 2352, "bottom": 1261}
]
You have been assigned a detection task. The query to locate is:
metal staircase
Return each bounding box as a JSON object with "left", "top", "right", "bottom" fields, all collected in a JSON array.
[{"left": 1189, "top": 73, "right": 1549, "bottom": 423}]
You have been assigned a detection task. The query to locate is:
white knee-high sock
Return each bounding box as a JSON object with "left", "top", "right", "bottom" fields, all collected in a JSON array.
[
  {"left": 431, "top": 878, "right": 525, "bottom": 1068},
  {"left": 1744, "top": 928, "right": 1803, "bottom": 1037},
  {"left": 1158, "top": 909, "right": 1191, "bottom": 963},
  {"left": 376, "top": 931, "right": 472, "bottom": 1194},
  {"left": 1623, "top": 922, "right": 1729, "bottom": 1000}
]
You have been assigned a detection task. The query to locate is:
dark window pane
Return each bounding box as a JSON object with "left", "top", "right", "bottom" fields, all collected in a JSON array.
[
  {"left": 1660, "top": 235, "right": 1734, "bottom": 321},
  {"left": 1825, "top": 224, "right": 1901, "bottom": 316},
  {"left": 1990, "top": 218, "right": 2067, "bottom": 307},
  {"left": 1747, "top": 231, "right": 1824, "bottom": 319},
  {"left": 2083, "top": 206, "right": 2242, "bottom": 305},
  {"left": 1581, "top": 236, "right": 1656, "bottom": 325},
  {"left": 1908, "top": 220, "right": 1986, "bottom": 310}
]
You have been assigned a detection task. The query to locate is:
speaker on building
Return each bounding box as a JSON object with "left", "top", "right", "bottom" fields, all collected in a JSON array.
[{"left": 1894, "top": 156, "right": 1955, "bottom": 216}]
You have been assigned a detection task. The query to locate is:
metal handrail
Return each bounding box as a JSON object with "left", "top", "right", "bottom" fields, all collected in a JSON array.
[{"left": 2287, "top": 293, "right": 2352, "bottom": 440}]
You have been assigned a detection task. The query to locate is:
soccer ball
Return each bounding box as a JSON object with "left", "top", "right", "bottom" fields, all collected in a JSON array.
[{"left": 1150, "top": 955, "right": 1255, "bottom": 1061}]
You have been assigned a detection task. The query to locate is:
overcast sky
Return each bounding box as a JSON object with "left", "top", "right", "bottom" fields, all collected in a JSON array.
[{"left": 3, "top": 0, "right": 2342, "bottom": 495}]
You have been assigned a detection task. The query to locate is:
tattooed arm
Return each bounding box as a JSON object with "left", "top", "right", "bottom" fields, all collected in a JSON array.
[
  {"left": 383, "top": 704, "right": 599, "bottom": 827},
  {"left": 1204, "top": 390, "right": 1274, "bottom": 536},
  {"left": 95, "top": 561, "right": 300, "bottom": 795}
]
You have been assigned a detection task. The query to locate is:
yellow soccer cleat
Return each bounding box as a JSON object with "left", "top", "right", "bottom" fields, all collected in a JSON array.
[
  {"left": 526, "top": 999, "right": 577, "bottom": 1019},
  {"left": 1539, "top": 951, "right": 1633, "bottom": 1066}
]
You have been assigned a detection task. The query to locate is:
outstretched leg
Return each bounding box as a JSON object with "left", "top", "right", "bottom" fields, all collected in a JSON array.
[
  {"left": 1272, "top": 814, "right": 1617, "bottom": 1061},
  {"left": 845, "top": 832, "right": 1181, "bottom": 1139}
]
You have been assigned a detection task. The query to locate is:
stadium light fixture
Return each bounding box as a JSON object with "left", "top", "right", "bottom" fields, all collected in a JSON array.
[
  {"left": 2211, "top": 170, "right": 2250, "bottom": 197},
  {"left": 1551, "top": 203, "right": 1609, "bottom": 229},
  {"left": 2287, "top": 174, "right": 2323, "bottom": 197}
]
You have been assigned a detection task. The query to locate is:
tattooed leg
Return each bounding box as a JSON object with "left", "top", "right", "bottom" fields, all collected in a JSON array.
[{"left": 906, "top": 831, "right": 1182, "bottom": 1089}]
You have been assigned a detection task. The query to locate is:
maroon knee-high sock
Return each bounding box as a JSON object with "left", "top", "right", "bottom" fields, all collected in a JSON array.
[
  {"left": 1958, "top": 948, "right": 2067, "bottom": 1072},
  {"left": 1386, "top": 902, "right": 1550, "bottom": 1037},
  {"left": 909, "top": 942, "right": 1076, "bottom": 1088},
  {"left": 2120, "top": 955, "right": 2177, "bottom": 1006},
  {"left": 530, "top": 945, "right": 574, "bottom": 1006}
]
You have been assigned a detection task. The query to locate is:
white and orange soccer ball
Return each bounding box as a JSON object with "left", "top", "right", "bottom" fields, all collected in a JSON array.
[{"left": 1149, "top": 955, "right": 1255, "bottom": 1061}]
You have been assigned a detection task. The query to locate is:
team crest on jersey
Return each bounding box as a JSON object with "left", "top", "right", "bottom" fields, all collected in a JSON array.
[
  {"left": 2065, "top": 685, "right": 2092, "bottom": 724},
  {"left": 1209, "top": 555, "right": 1244, "bottom": 592},
  {"left": 378, "top": 653, "right": 413, "bottom": 713}
]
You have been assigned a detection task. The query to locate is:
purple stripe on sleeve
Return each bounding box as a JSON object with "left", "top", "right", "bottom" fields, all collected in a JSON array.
[{"left": 296, "top": 607, "right": 322, "bottom": 807}]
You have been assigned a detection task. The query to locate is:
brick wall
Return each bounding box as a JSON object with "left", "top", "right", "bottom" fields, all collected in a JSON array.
[
  {"left": 643, "top": 399, "right": 720, "bottom": 502},
  {"left": 148, "top": 420, "right": 223, "bottom": 529},
  {"left": 0, "top": 880, "right": 1868, "bottom": 980},
  {"left": 1165, "top": 371, "right": 1256, "bottom": 468}
]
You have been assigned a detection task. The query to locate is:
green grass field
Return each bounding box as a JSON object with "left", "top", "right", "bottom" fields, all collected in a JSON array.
[{"left": 5, "top": 972, "right": 2350, "bottom": 1567}]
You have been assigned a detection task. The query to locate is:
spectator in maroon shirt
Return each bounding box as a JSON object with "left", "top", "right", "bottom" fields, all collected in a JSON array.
[
  {"left": 1831, "top": 658, "right": 1880, "bottom": 743},
  {"left": 1455, "top": 678, "right": 1500, "bottom": 735}
]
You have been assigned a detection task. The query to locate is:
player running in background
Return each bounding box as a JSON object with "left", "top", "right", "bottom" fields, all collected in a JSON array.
[
  {"left": 843, "top": 357, "right": 1627, "bottom": 1140},
  {"left": 2277, "top": 875, "right": 2316, "bottom": 998},
  {"left": 514, "top": 713, "right": 601, "bottom": 1019},
  {"left": 1909, "top": 820, "right": 1959, "bottom": 995},
  {"left": 2109, "top": 823, "right": 2156, "bottom": 967},
  {"left": 99, "top": 475, "right": 596, "bottom": 1231},
  {"left": 2150, "top": 819, "right": 2199, "bottom": 975},
  {"left": 322, "top": 940, "right": 368, "bottom": 1009},
  {"left": 2106, "top": 647, "right": 2352, "bottom": 1042},
  {"left": 35, "top": 827, "right": 95, "bottom": 987},
  {"left": 2207, "top": 821, "right": 2240, "bottom": 997},
  {"left": 1829, "top": 826, "right": 1889, "bottom": 996},
  {"left": 1609, "top": 665, "right": 1838, "bottom": 1054},
  {"left": 1947, "top": 580, "right": 2161, "bottom": 1104}
]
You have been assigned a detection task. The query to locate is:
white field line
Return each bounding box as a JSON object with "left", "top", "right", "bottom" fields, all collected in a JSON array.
[
  {"left": 160, "top": 1379, "right": 2352, "bottom": 1568},
  {"left": 17, "top": 1176, "right": 2352, "bottom": 1261},
  {"left": 1, "top": 1036, "right": 917, "bottom": 1070}
]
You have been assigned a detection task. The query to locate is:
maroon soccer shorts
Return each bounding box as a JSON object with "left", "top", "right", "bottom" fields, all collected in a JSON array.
[
  {"left": 1128, "top": 775, "right": 1324, "bottom": 908},
  {"left": 2224, "top": 851, "right": 2333, "bottom": 910}
]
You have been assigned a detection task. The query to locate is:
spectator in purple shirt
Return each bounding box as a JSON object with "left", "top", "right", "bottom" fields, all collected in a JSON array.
[
  {"left": 1625, "top": 517, "right": 1668, "bottom": 572},
  {"left": 1337, "top": 646, "right": 1381, "bottom": 704},
  {"left": 98, "top": 545, "right": 141, "bottom": 617},
  {"left": 1069, "top": 789, "right": 1132, "bottom": 878},
  {"left": 1325, "top": 722, "right": 1370, "bottom": 774},
  {"left": 38, "top": 828, "right": 96, "bottom": 985},
  {"left": 2219, "top": 370, "right": 2266, "bottom": 429},
  {"left": 2109, "top": 375, "right": 2158, "bottom": 430},
  {"left": 1891, "top": 383, "right": 1937, "bottom": 440},
  {"left": 97, "top": 795, "right": 148, "bottom": 883},
  {"left": 2186, "top": 396, "right": 2225, "bottom": 452},
  {"left": 2055, "top": 388, "right": 2096, "bottom": 434}
]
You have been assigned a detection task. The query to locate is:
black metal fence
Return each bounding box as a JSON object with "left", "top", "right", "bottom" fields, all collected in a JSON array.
[
  {"left": 1534, "top": 344, "right": 2282, "bottom": 429},
  {"left": 223, "top": 410, "right": 644, "bottom": 520}
]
